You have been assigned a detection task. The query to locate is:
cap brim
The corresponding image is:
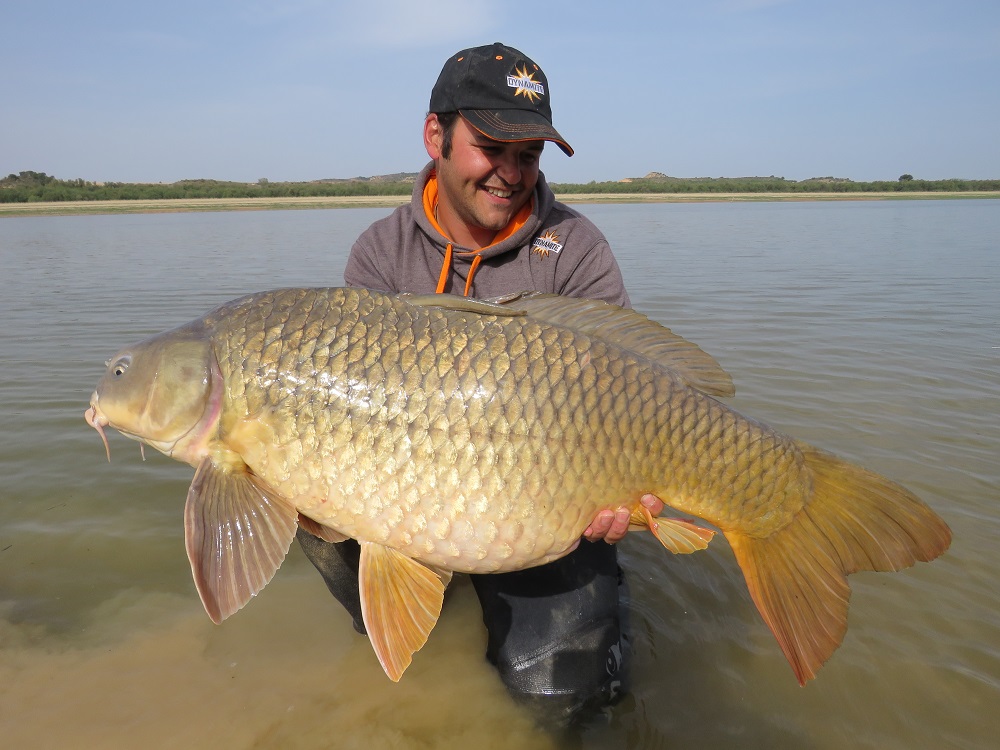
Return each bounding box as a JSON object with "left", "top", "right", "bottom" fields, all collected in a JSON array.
[{"left": 460, "top": 109, "right": 574, "bottom": 157}]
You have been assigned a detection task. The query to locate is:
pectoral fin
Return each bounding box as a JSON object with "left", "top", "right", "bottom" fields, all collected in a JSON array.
[
  {"left": 630, "top": 506, "right": 716, "bottom": 554},
  {"left": 184, "top": 458, "right": 298, "bottom": 624},
  {"left": 358, "top": 542, "right": 446, "bottom": 682}
]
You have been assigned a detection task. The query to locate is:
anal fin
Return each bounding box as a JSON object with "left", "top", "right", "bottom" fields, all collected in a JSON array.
[
  {"left": 359, "top": 542, "right": 446, "bottom": 681},
  {"left": 630, "top": 506, "right": 715, "bottom": 554}
]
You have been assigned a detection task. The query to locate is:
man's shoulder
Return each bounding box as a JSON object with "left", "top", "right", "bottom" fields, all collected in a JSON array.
[
  {"left": 547, "top": 198, "right": 595, "bottom": 224},
  {"left": 357, "top": 202, "right": 418, "bottom": 241},
  {"left": 537, "top": 200, "right": 607, "bottom": 252}
]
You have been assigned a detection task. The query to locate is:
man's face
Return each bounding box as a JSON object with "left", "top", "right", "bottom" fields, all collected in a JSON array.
[{"left": 425, "top": 115, "right": 544, "bottom": 249}]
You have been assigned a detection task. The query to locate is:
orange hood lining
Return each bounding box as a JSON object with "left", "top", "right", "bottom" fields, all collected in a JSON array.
[{"left": 423, "top": 173, "right": 533, "bottom": 295}]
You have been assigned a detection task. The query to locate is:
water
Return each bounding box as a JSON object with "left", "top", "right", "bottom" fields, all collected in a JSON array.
[{"left": 1, "top": 200, "right": 998, "bottom": 749}]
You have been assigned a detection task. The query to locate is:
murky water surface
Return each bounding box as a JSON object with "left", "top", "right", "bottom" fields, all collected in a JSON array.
[{"left": 1, "top": 200, "right": 998, "bottom": 748}]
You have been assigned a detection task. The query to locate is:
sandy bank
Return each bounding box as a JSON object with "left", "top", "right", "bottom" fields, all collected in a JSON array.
[{"left": 1, "top": 191, "right": 997, "bottom": 217}]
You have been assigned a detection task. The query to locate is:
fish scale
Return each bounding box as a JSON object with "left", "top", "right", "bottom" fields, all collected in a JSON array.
[{"left": 86, "top": 286, "right": 950, "bottom": 684}]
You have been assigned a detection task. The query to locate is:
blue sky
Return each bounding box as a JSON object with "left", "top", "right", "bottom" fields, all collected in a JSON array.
[{"left": 5, "top": 0, "right": 999, "bottom": 184}]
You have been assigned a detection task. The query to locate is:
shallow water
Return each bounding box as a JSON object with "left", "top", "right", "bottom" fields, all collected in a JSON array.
[{"left": 1, "top": 200, "right": 998, "bottom": 748}]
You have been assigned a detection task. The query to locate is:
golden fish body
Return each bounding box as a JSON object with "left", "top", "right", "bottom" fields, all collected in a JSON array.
[
  {"left": 86, "top": 287, "right": 950, "bottom": 684},
  {"left": 214, "top": 289, "right": 786, "bottom": 571}
]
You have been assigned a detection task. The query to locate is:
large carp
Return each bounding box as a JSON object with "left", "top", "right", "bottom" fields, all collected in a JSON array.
[{"left": 85, "top": 288, "right": 950, "bottom": 684}]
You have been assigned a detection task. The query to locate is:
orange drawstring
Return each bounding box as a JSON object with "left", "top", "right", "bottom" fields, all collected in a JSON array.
[
  {"left": 463, "top": 255, "right": 482, "bottom": 297},
  {"left": 435, "top": 244, "right": 482, "bottom": 296},
  {"left": 435, "top": 243, "right": 453, "bottom": 294}
]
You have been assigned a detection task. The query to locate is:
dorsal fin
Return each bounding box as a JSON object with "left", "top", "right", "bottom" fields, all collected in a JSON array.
[
  {"left": 402, "top": 293, "right": 526, "bottom": 317},
  {"left": 488, "top": 292, "right": 735, "bottom": 398}
]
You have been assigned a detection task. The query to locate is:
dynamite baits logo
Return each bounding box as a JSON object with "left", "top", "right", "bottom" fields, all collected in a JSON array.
[
  {"left": 507, "top": 65, "right": 545, "bottom": 103},
  {"left": 532, "top": 230, "right": 563, "bottom": 258}
]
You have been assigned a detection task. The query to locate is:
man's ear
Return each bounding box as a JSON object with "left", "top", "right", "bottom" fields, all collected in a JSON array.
[{"left": 424, "top": 114, "right": 444, "bottom": 160}]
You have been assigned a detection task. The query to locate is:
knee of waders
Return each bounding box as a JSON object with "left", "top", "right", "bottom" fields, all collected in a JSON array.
[
  {"left": 495, "top": 614, "right": 628, "bottom": 730},
  {"left": 474, "top": 545, "right": 630, "bottom": 730},
  {"left": 295, "top": 529, "right": 366, "bottom": 634}
]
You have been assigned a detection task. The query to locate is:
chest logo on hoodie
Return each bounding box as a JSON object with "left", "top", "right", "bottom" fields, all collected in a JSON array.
[{"left": 531, "top": 230, "right": 563, "bottom": 258}]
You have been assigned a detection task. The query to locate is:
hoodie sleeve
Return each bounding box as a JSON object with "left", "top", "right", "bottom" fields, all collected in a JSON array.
[{"left": 343, "top": 233, "right": 392, "bottom": 291}]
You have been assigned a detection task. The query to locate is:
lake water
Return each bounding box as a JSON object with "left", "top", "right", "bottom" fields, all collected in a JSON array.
[{"left": 1, "top": 199, "right": 998, "bottom": 749}]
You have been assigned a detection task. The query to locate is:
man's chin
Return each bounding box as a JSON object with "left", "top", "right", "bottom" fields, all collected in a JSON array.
[
  {"left": 476, "top": 199, "right": 524, "bottom": 231},
  {"left": 471, "top": 210, "right": 513, "bottom": 234}
]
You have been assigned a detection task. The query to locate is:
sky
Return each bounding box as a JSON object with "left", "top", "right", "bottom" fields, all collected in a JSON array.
[{"left": 4, "top": 0, "right": 999, "bottom": 184}]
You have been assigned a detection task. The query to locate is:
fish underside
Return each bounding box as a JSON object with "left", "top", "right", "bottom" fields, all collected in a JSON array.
[{"left": 85, "top": 287, "right": 951, "bottom": 684}]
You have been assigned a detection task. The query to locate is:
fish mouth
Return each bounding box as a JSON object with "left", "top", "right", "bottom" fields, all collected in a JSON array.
[{"left": 85, "top": 396, "right": 112, "bottom": 462}]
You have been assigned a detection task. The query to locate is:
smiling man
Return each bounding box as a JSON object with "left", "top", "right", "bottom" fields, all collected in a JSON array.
[
  {"left": 299, "top": 42, "right": 664, "bottom": 729},
  {"left": 427, "top": 115, "right": 544, "bottom": 248}
]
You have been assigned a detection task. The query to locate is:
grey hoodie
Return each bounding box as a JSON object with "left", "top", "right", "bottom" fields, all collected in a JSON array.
[{"left": 344, "top": 162, "right": 631, "bottom": 308}]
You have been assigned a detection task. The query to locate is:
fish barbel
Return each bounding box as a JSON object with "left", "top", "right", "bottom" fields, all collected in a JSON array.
[{"left": 84, "top": 288, "right": 951, "bottom": 684}]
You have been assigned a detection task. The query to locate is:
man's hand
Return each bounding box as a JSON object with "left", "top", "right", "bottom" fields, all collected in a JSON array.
[{"left": 583, "top": 494, "right": 665, "bottom": 544}]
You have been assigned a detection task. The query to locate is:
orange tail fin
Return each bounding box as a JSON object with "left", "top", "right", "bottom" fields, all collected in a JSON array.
[{"left": 725, "top": 443, "right": 951, "bottom": 685}]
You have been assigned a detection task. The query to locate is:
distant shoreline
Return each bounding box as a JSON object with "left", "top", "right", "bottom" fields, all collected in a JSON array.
[{"left": 2, "top": 191, "right": 998, "bottom": 217}]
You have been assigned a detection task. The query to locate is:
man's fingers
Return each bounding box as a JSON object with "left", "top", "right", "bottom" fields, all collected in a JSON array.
[
  {"left": 641, "top": 493, "right": 666, "bottom": 515},
  {"left": 583, "top": 509, "right": 615, "bottom": 540},
  {"left": 604, "top": 507, "right": 631, "bottom": 543},
  {"left": 584, "top": 496, "right": 666, "bottom": 544}
]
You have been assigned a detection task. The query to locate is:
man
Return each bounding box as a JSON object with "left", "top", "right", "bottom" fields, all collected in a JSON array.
[{"left": 296, "top": 42, "right": 664, "bottom": 727}]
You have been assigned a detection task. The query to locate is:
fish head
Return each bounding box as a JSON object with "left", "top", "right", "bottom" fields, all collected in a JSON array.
[{"left": 86, "top": 323, "right": 223, "bottom": 464}]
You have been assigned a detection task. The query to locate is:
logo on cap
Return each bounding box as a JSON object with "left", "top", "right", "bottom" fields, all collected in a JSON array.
[{"left": 507, "top": 65, "right": 545, "bottom": 103}]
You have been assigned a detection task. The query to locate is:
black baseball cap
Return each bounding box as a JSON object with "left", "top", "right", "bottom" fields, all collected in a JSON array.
[{"left": 429, "top": 42, "right": 574, "bottom": 157}]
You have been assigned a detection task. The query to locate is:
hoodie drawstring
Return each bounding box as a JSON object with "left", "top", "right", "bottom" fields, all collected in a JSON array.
[
  {"left": 463, "top": 255, "right": 482, "bottom": 297},
  {"left": 435, "top": 242, "right": 453, "bottom": 294},
  {"left": 435, "top": 243, "right": 483, "bottom": 297}
]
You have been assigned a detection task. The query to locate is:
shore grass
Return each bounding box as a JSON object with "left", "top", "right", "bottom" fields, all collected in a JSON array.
[{"left": 1, "top": 191, "right": 998, "bottom": 217}]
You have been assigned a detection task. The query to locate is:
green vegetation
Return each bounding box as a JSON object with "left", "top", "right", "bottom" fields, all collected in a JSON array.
[
  {"left": 550, "top": 172, "right": 1000, "bottom": 194},
  {"left": 0, "top": 172, "right": 414, "bottom": 203},
  {"left": 2, "top": 170, "right": 999, "bottom": 204}
]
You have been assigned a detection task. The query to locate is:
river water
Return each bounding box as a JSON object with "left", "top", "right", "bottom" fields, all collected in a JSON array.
[{"left": 1, "top": 199, "right": 997, "bottom": 749}]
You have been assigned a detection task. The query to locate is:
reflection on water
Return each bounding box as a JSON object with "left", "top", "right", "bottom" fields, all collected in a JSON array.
[{"left": 1, "top": 201, "right": 998, "bottom": 749}]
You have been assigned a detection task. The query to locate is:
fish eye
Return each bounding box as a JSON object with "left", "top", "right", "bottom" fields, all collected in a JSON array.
[{"left": 112, "top": 356, "right": 131, "bottom": 377}]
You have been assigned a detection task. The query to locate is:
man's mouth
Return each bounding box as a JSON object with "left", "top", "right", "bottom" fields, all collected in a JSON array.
[{"left": 484, "top": 185, "right": 514, "bottom": 200}]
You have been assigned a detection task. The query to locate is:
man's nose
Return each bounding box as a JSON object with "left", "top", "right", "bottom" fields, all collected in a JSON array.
[{"left": 494, "top": 152, "right": 521, "bottom": 186}]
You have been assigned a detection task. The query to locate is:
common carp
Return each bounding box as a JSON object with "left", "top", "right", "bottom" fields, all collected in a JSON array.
[{"left": 85, "top": 288, "right": 951, "bottom": 684}]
